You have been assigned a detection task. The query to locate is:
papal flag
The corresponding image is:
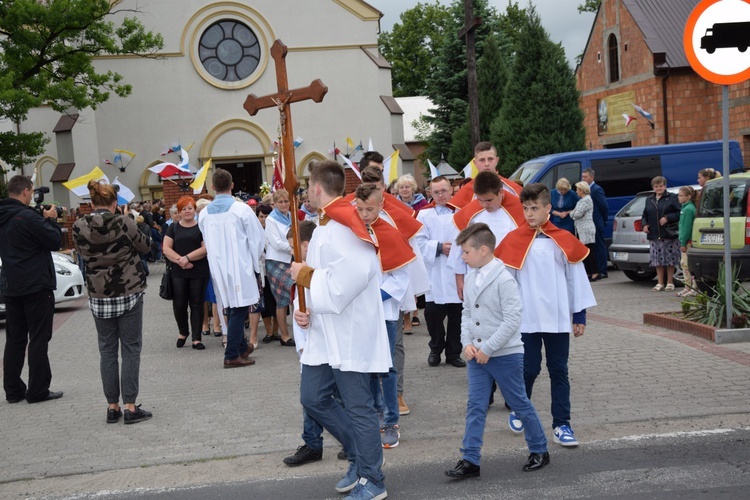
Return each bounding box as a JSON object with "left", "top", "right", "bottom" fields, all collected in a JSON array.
[
  {"left": 191, "top": 159, "right": 211, "bottom": 195},
  {"left": 63, "top": 166, "right": 109, "bottom": 199},
  {"left": 382, "top": 150, "right": 400, "bottom": 183},
  {"left": 427, "top": 159, "right": 439, "bottom": 180},
  {"left": 113, "top": 177, "right": 136, "bottom": 205},
  {"left": 462, "top": 159, "right": 478, "bottom": 179}
]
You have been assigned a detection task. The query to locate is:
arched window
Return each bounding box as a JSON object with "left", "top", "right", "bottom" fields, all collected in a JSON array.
[{"left": 608, "top": 34, "right": 620, "bottom": 83}]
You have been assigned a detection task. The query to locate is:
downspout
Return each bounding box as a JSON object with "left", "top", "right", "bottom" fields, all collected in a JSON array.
[{"left": 661, "top": 70, "right": 670, "bottom": 145}]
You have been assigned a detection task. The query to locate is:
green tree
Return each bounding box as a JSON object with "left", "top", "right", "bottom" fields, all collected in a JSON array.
[
  {"left": 0, "top": 0, "right": 164, "bottom": 172},
  {"left": 379, "top": 2, "right": 451, "bottom": 97},
  {"left": 424, "top": 0, "right": 499, "bottom": 164},
  {"left": 577, "top": 0, "right": 601, "bottom": 14},
  {"left": 490, "top": 6, "right": 585, "bottom": 176}
]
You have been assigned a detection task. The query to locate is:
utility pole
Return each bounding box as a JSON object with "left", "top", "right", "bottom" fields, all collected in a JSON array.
[{"left": 458, "top": 0, "right": 482, "bottom": 147}]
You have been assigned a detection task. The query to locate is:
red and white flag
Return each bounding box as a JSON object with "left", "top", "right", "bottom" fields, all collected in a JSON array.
[
  {"left": 272, "top": 156, "right": 284, "bottom": 192},
  {"left": 622, "top": 114, "right": 637, "bottom": 127}
]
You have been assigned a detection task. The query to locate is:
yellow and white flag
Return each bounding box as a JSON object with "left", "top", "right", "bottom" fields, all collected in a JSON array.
[
  {"left": 191, "top": 159, "right": 211, "bottom": 195},
  {"left": 462, "top": 159, "right": 478, "bottom": 179},
  {"left": 382, "top": 150, "right": 400, "bottom": 183},
  {"left": 63, "top": 166, "right": 109, "bottom": 199}
]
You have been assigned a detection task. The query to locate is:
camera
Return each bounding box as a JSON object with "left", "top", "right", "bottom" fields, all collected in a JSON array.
[{"left": 33, "top": 186, "right": 64, "bottom": 218}]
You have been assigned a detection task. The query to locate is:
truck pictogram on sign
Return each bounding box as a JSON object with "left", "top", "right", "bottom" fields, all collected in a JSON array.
[{"left": 701, "top": 21, "right": 750, "bottom": 53}]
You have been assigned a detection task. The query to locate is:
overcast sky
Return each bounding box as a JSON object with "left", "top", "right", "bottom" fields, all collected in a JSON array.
[{"left": 368, "top": 0, "right": 597, "bottom": 65}]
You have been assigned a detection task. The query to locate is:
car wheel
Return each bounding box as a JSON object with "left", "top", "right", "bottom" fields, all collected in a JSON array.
[{"left": 623, "top": 269, "right": 657, "bottom": 282}]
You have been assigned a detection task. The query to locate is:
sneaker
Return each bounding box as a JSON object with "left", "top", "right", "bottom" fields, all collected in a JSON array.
[
  {"left": 344, "top": 478, "right": 387, "bottom": 500},
  {"left": 335, "top": 462, "right": 359, "bottom": 493},
  {"left": 283, "top": 444, "right": 323, "bottom": 467},
  {"left": 508, "top": 411, "right": 524, "bottom": 434},
  {"left": 106, "top": 407, "right": 122, "bottom": 424},
  {"left": 553, "top": 425, "right": 579, "bottom": 447},
  {"left": 123, "top": 405, "right": 153, "bottom": 425},
  {"left": 337, "top": 448, "right": 348, "bottom": 460},
  {"left": 382, "top": 424, "right": 400, "bottom": 449},
  {"left": 398, "top": 394, "right": 410, "bottom": 416}
]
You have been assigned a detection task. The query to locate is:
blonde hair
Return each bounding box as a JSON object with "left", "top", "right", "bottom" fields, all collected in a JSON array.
[
  {"left": 575, "top": 181, "right": 590, "bottom": 195},
  {"left": 195, "top": 198, "right": 211, "bottom": 213},
  {"left": 272, "top": 188, "right": 290, "bottom": 203},
  {"left": 396, "top": 174, "right": 418, "bottom": 191},
  {"left": 556, "top": 178, "right": 571, "bottom": 191}
]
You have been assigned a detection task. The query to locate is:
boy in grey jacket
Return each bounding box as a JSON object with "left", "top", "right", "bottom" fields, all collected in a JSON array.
[{"left": 445, "top": 223, "right": 549, "bottom": 480}]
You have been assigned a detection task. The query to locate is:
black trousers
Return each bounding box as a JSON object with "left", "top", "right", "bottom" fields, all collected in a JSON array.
[
  {"left": 584, "top": 242, "right": 599, "bottom": 276},
  {"left": 171, "top": 276, "right": 209, "bottom": 341},
  {"left": 3, "top": 289, "right": 55, "bottom": 402},
  {"left": 424, "top": 301, "right": 463, "bottom": 361}
]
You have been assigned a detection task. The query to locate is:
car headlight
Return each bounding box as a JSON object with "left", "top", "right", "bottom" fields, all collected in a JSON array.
[{"left": 55, "top": 264, "right": 72, "bottom": 276}]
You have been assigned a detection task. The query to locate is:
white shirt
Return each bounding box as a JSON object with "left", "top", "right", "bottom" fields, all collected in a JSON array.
[
  {"left": 264, "top": 214, "right": 293, "bottom": 263},
  {"left": 416, "top": 204, "right": 460, "bottom": 304},
  {"left": 447, "top": 208, "right": 518, "bottom": 275}
]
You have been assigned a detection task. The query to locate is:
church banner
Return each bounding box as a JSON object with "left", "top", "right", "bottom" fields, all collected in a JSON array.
[{"left": 597, "top": 91, "right": 636, "bottom": 136}]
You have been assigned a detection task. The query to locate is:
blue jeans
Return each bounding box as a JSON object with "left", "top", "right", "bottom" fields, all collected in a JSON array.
[
  {"left": 300, "top": 364, "right": 385, "bottom": 488},
  {"left": 522, "top": 333, "right": 570, "bottom": 429},
  {"left": 461, "top": 354, "right": 547, "bottom": 466},
  {"left": 370, "top": 320, "right": 398, "bottom": 426},
  {"left": 224, "top": 306, "right": 249, "bottom": 361},
  {"left": 302, "top": 408, "right": 324, "bottom": 450}
]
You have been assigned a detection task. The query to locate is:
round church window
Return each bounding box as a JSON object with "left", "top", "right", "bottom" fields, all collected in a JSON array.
[{"left": 199, "top": 20, "right": 260, "bottom": 82}]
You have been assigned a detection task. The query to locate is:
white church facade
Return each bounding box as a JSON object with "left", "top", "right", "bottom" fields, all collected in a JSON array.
[{"left": 6, "top": 0, "right": 407, "bottom": 205}]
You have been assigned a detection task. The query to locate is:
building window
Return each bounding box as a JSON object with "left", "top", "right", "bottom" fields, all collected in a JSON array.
[
  {"left": 608, "top": 34, "right": 620, "bottom": 83},
  {"left": 199, "top": 20, "right": 260, "bottom": 82}
]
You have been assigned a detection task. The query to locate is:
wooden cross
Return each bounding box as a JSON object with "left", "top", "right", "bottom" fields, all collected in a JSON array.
[{"left": 243, "top": 39, "right": 328, "bottom": 311}]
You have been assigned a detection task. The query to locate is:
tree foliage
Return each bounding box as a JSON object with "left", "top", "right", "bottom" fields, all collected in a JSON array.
[
  {"left": 490, "top": 6, "right": 585, "bottom": 176},
  {"left": 577, "top": 0, "right": 602, "bottom": 14},
  {"left": 0, "top": 0, "right": 164, "bottom": 171},
  {"left": 423, "top": 0, "right": 499, "bottom": 164},
  {"left": 379, "top": 2, "right": 451, "bottom": 97}
]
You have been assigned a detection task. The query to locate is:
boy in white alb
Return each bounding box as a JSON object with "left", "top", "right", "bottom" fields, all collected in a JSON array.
[
  {"left": 415, "top": 176, "right": 464, "bottom": 367},
  {"left": 291, "top": 161, "right": 389, "bottom": 500},
  {"left": 495, "top": 183, "right": 597, "bottom": 449}
]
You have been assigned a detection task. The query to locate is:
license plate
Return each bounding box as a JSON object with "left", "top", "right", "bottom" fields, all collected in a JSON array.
[
  {"left": 613, "top": 252, "right": 629, "bottom": 261},
  {"left": 700, "top": 233, "right": 724, "bottom": 245}
]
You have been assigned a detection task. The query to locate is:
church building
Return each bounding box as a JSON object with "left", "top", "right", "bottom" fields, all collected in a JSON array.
[
  {"left": 7, "top": 0, "right": 406, "bottom": 206},
  {"left": 576, "top": 0, "right": 750, "bottom": 164}
]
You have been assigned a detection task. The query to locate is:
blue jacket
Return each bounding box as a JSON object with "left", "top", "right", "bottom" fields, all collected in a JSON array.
[
  {"left": 550, "top": 189, "right": 579, "bottom": 235},
  {"left": 589, "top": 182, "right": 608, "bottom": 230}
]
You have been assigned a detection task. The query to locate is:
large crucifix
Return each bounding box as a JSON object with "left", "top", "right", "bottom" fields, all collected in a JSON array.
[
  {"left": 458, "top": 0, "right": 482, "bottom": 147},
  {"left": 244, "top": 39, "right": 328, "bottom": 311}
]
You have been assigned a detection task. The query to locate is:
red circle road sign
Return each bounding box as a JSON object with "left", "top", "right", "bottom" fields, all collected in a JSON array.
[{"left": 684, "top": 0, "right": 750, "bottom": 85}]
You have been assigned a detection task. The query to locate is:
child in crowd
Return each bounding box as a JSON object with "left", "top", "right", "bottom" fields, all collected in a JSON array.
[
  {"left": 677, "top": 186, "right": 698, "bottom": 297},
  {"left": 354, "top": 183, "right": 414, "bottom": 449},
  {"left": 445, "top": 223, "right": 549, "bottom": 480},
  {"left": 496, "top": 183, "right": 597, "bottom": 448}
]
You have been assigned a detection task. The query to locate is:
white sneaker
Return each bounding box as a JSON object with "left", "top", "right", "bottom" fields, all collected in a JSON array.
[{"left": 508, "top": 411, "right": 524, "bottom": 434}]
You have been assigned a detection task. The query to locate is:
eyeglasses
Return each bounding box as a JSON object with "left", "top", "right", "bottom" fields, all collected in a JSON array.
[{"left": 432, "top": 189, "right": 450, "bottom": 196}]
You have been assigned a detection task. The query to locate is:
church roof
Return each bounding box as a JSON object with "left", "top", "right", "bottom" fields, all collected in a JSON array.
[{"left": 623, "top": 0, "right": 697, "bottom": 69}]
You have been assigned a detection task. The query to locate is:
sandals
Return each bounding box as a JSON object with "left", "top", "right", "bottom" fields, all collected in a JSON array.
[
  {"left": 411, "top": 316, "right": 420, "bottom": 327},
  {"left": 652, "top": 284, "right": 665, "bottom": 292},
  {"left": 664, "top": 284, "right": 675, "bottom": 291}
]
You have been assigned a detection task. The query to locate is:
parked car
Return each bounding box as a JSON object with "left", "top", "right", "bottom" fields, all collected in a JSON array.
[
  {"left": 688, "top": 173, "right": 750, "bottom": 291},
  {"left": 609, "top": 186, "right": 692, "bottom": 282},
  {"left": 0, "top": 252, "right": 84, "bottom": 317}
]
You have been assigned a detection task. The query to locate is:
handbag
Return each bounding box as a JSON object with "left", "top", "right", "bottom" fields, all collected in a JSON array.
[
  {"left": 663, "top": 221, "right": 679, "bottom": 239},
  {"left": 159, "top": 262, "right": 173, "bottom": 300}
]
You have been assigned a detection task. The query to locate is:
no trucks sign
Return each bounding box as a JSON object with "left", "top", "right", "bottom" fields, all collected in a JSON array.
[{"left": 684, "top": 0, "right": 750, "bottom": 84}]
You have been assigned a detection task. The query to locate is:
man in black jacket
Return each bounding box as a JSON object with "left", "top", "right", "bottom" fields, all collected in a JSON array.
[{"left": 0, "top": 175, "right": 64, "bottom": 404}]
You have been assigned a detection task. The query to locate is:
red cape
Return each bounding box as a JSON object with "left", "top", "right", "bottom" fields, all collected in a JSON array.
[
  {"left": 343, "top": 191, "right": 423, "bottom": 240},
  {"left": 495, "top": 218, "right": 589, "bottom": 269},
  {"left": 447, "top": 176, "right": 522, "bottom": 210},
  {"left": 321, "top": 197, "right": 377, "bottom": 251},
  {"left": 370, "top": 218, "right": 416, "bottom": 272},
  {"left": 452, "top": 195, "right": 525, "bottom": 232}
]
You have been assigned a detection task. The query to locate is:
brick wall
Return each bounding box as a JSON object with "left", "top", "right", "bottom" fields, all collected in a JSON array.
[{"left": 577, "top": 0, "right": 750, "bottom": 164}]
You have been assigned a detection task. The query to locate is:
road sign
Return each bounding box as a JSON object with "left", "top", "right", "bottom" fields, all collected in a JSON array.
[{"left": 684, "top": 0, "right": 750, "bottom": 85}]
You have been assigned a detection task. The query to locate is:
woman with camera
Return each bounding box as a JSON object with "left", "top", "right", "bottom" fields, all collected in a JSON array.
[{"left": 73, "top": 180, "right": 153, "bottom": 424}]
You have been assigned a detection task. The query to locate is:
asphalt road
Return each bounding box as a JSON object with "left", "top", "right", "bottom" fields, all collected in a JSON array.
[{"left": 78, "top": 428, "right": 750, "bottom": 499}]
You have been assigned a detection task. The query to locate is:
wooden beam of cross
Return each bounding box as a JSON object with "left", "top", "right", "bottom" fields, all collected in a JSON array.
[
  {"left": 243, "top": 39, "right": 328, "bottom": 312},
  {"left": 458, "top": 0, "right": 482, "bottom": 148}
]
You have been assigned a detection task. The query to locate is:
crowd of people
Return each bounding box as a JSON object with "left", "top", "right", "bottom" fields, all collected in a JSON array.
[{"left": 3, "top": 142, "right": 608, "bottom": 500}]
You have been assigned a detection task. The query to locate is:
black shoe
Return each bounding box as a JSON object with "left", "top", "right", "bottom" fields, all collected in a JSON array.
[
  {"left": 428, "top": 352, "right": 441, "bottom": 367},
  {"left": 523, "top": 452, "right": 550, "bottom": 471},
  {"left": 445, "top": 459, "right": 480, "bottom": 479},
  {"left": 280, "top": 337, "right": 296, "bottom": 347},
  {"left": 446, "top": 357, "right": 466, "bottom": 368},
  {"left": 176, "top": 336, "right": 187, "bottom": 348},
  {"left": 600, "top": 273, "right": 609, "bottom": 279},
  {"left": 192, "top": 342, "right": 206, "bottom": 350},
  {"left": 124, "top": 405, "right": 153, "bottom": 424},
  {"left": 7, "top": 395, "right": 25, "bottom": 404},
  {"left": 283, "top": 444, "right": 323, "bottom": 467},
  {"left": 337, "top": 448, "right": 348, "bottom": 460},
  {"left": 27, "top": 390, "right": 63, "bottom": 404},
  {"left": 107, "top": 408, "right": 123, "bottom": 424}
]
